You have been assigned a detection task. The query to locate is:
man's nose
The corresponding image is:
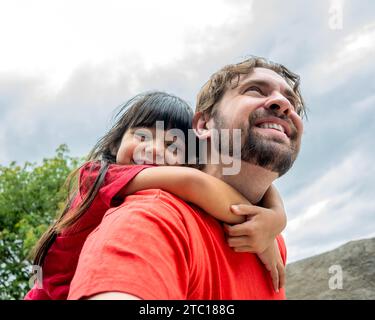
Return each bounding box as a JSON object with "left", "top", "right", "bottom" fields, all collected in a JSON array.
[{"left": 264, "top": 92, "right": 292, "bottom": 117}]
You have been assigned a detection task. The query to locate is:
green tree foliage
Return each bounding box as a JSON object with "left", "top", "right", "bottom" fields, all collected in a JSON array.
[{"left": 0, "top": 145, "right": 82, "bottom": 300}]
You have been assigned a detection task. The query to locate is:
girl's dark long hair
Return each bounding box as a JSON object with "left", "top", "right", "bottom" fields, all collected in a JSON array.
[{"left": 32, "top": 91, "right": 193, "bottom": 266}]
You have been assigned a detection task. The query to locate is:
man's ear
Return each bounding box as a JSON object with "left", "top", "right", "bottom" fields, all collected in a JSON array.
[{"left": 192, "top": 112, "right": 213, "bottom": 140}]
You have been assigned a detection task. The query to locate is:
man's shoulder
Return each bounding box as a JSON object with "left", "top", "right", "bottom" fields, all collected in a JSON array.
[
  {"left": 104, "top": 189, "right": 198, "bottom": 224},
  {"left": 93, "top": 189, "right": 200, "bottom": 246},
  {"left": 126, "top": 188, "right": 193, "bottom": 209}
]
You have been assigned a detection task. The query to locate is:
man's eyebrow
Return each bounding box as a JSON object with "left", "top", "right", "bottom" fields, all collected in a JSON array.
[
  {"left": 239, "top": 78, "right": 299, "bottom": 104},
  {"left": 238, "top": 79, "right": 270, "bottom": 90}
]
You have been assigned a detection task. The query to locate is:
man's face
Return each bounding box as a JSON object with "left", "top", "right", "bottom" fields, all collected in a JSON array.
[{"left": 212, "top": 67, "right": 304, "bottom": 176}]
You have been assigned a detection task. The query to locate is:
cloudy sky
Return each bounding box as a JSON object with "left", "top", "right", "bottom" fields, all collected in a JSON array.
[{"left": 0, "top": 0, "right": 374, "bottom": 263}]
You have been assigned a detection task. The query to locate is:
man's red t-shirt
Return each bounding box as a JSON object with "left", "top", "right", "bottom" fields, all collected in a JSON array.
[
  {"left": 68, "top": 189, "right": 287, "bottom": 300},
  {"left": 24, "top": 162, "right": 150, "bottom": 300}
]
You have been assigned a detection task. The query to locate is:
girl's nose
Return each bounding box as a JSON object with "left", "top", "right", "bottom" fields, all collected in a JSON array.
[{"left": 145, "top": 142, "right": 165, "bottom": 163}]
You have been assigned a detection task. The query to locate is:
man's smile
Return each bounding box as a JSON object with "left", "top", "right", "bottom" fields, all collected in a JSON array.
[{"left": 254, "top": 117, "right": 292, "bottom": 137}]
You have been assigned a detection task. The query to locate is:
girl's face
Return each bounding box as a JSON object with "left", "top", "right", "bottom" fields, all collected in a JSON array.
[{"left": 116, "top": 127, "right": 186, "bottom": 166}]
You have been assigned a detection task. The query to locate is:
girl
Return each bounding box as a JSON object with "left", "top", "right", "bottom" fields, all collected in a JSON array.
[{"left": 26, "top": 91, "right": 286, "bottom": 300}]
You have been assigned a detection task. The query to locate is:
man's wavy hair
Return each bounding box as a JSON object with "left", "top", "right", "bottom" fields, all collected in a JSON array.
[{"left": 196, "top": 56, "right": 307, "bottom": 119}]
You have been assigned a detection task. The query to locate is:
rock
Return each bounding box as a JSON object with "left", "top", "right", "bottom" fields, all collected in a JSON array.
[{"left": 285, "top": 237, "right": 375, "bottom": 299}]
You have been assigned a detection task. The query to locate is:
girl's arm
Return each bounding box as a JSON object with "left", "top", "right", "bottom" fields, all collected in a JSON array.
[
  {"left": 117, "top": 166, "right": 249, "bottom": 224},
  {"left": 258, "top": 185, "right": 287, "bottom": 237}
]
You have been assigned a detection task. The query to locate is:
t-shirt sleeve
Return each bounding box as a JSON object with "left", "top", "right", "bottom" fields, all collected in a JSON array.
[
  {"left": 79, "top": 162, "right": 152, "bottom": 207},
  {"left": 68, "top": 191, "right": 190, "bottom": 300}
]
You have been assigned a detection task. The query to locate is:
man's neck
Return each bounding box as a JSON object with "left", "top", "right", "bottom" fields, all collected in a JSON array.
[{"left": 203, "top": 161, "right": 278, "bottom": 204}]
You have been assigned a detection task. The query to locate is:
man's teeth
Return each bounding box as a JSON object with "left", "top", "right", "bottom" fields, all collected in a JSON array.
[{"left": 258, "top": 122, "right": 284, "bottom": 133}]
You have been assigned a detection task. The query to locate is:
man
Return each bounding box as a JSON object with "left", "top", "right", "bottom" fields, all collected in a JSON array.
[{"left": 68, "top": 56, "right": 306, "bottom": 300}]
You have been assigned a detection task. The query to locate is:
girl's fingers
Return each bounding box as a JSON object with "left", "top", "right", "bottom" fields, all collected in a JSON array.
[
  {"left": 277, "top": 263, "right": 286, "bottom": 289},
  {"left": 230, "top": 204, "right": 260, "bottom": 215},
  {"left": 233, "top": 246, "right": 253, "bottom": 253},
  {"left": 270, "top": 267, "right": 279, "bottom": 293},
  {"left": 224, "top": 223, "right": 249, "bottom": 237},
  {"left": 227, "top": 236, "right": 252, "bottom": 248}
]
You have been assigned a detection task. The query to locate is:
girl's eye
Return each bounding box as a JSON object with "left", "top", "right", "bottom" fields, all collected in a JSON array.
[
  {"left": 165, "top": 141, "right": 175, "bottom": 147},
  {"left": 165, "top": 137, "right": 185, "bottom": 150},
  {"left": 134, "top": 132, "right": 151, "bottom": 141}
]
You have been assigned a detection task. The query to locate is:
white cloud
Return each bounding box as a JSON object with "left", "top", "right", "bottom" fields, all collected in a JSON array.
[
  {"left": 284, "top": 149, "right": 375, "bottom": 262},
  {"left": 0, "top": 0, "right": 252, "bottom": 91},
  {"left": 351, "top": 94, "right": 375, "bottom": 112},
  {"left": 284, "top": 151, "right": 368, "bottom": 217},
  {"left": 287, "top": 199, "right": 330, "bottom": 232},
  {"left": 301, "top": 23, "right": 375, "bottom": 96},
  {"left": 342, "top": 23, "right": 375, "bottom": 53},
  {"left": 0, "top": 0, "right": 256, "bottom": 164}
]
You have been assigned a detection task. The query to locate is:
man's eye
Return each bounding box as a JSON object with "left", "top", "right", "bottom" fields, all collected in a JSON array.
[
  {"left": 287, "top": 98, "right": 297, "bottom": 109},
  {"left": 245, "top": 86, "right": 264, "bottom": 95}
]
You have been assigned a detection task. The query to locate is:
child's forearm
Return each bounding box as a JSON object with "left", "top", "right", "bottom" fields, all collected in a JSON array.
[
  {"left": 118, "top": 166, "right": 249, "bottom": 224},
  {"left": 260, "top": 185, "right": 287, "bottom": 235},
  {"left": 188, "top": 169, "right": 250, "bottom": 224}
]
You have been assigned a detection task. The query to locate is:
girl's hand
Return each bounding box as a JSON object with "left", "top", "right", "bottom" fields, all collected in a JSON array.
[
  {"left": 257, "top": 240, "right": 286, "bottom": 292},
  {"left": 224, "top": 204, "right": 279, "bottom": 254},
  {"left": 223, "top": 204, "right": 286, "bottom": 292}
]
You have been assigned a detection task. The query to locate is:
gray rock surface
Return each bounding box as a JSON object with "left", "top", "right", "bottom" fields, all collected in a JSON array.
[{"left": 286, "top": 238, "right": 375, "bottom": 299}]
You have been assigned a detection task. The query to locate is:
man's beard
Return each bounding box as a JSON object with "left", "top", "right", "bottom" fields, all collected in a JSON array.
[{"left": 214, "top": 109, "right": 300, "bottom": 177}]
